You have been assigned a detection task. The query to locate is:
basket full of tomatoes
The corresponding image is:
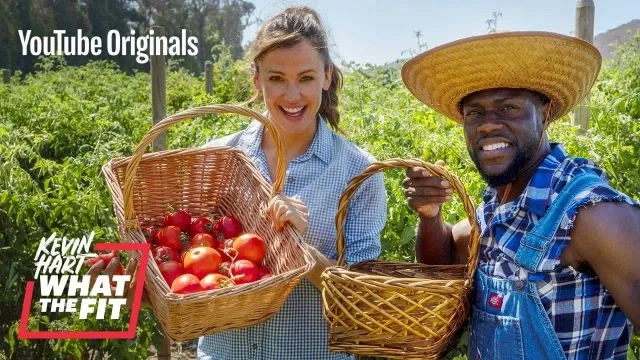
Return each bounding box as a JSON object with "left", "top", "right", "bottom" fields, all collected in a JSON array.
[{"left": 102, "top": 105, "right": 315, "bottom": 341}]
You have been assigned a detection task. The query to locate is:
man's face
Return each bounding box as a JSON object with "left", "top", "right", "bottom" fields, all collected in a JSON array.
[{"left": 461, "top": 88, "right": 549, "bottom": 187}]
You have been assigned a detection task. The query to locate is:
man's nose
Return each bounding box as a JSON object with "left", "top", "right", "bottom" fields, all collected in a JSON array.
[{"left": 476, "top": 111, "right": 504, "bottom": 133}]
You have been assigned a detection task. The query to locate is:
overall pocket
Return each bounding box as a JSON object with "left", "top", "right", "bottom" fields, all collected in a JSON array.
[{"left": 468, "top": 306, "right": 524, "bottom": 360}]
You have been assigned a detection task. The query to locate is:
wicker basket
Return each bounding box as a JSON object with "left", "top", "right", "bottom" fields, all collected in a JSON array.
[
  {"left": 102, "top": 104, "right": 315, "bottom": 341},
  {"left": 321, "top": 158, "right": 479, "bottom": 359}
]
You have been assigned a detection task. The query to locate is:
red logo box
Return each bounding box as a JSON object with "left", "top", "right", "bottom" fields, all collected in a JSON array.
[{"left": 18, "top": 242, "right": 150, "bottom": 339}]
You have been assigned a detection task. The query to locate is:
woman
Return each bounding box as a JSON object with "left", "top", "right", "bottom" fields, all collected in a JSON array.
[{"left": 198, "top": 6, "right": 387, "bottom": 360}]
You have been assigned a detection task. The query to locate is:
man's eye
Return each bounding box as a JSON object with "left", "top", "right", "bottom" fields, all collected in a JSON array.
[
  {"left": 465, "top": 110, "right": 481, "bottom": 117},
  {"left": 503, "top": 104, "right": 517, "bottom": 111}
]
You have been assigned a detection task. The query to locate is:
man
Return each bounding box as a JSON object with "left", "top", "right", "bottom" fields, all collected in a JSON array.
[{"left": 401, "top": 31, "right": 640, "bottom": 359}]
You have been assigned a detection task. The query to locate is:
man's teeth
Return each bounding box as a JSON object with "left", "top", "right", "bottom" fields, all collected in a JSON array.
[
  {"left": 283, "top": 106, "right": 303, "bottom": 113},
  {"left": 482, "top": 142, "right": 510, "bottom": 151}
]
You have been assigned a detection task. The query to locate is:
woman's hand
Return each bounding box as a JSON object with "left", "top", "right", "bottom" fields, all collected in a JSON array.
[
  {"left": 303, "top": 244, "right": 335, "bottom": 290},
  {"left": 267, "top": 194, "right": 309, "bottom": 234}
]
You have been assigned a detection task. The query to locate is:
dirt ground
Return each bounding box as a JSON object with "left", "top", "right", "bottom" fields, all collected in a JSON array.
[{"left": 146, "top": 340, "right": 197, "bottom": 360}]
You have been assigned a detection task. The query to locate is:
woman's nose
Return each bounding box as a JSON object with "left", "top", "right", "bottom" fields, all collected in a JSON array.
[{"left": 284, "top": 83, "right": 301, "bottom": 102}]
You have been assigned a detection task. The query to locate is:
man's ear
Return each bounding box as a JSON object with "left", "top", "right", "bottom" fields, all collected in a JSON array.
[{"left": 542, "top": 100, "right": 552, "bottom": 129}]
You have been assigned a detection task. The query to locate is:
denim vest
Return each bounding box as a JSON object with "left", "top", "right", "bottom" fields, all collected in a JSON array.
[{"left": 469, "top": 173, "right": 610, "bottom": 359}]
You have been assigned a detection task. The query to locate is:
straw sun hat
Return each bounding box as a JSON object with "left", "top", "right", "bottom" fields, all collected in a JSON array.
[{"left": 401, "top": 31, "right": 602, "bottom": 123}]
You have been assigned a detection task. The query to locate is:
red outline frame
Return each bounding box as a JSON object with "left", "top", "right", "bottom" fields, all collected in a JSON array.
[{"left": 18, "top": 242, "right": 151, "bottom": 339}]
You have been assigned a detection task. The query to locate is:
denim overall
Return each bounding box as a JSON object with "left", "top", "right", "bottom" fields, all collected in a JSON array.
[{"left": 468, "top": 173, "right": 604, "bottom": 360}]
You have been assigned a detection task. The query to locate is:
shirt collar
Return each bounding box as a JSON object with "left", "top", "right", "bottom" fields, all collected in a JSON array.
[
  {"left": 234, "top": 114, "right": 334, "bottom": 165},
  {"left": 296, "top": 115, "right": 332, "bottom": 164},
  {"left": 482, "top": 143, "right": 568, "bottom": 218}
]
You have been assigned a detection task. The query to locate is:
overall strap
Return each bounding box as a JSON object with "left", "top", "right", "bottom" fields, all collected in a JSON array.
[{"left": 514, "top": 171, "right": 605, "bottom": 273}]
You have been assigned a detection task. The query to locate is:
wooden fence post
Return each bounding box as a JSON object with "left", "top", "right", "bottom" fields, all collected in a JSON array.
[
  {"left": 151, "top": 26, "right": 167, "bottom": 152},
  {"left": 205, "top": 60, "right": 214, "bottom": 95},
  {"left": 3, "top": 69, "right": 10, "bottom": 84},
  {"left": 573, "top": 0, "right": 595, "bottom": 132}
]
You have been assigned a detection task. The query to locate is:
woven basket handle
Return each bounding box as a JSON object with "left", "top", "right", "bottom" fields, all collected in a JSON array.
[
  {"left": 334, "top": 158, "right": 480, "bottom": 280},
  {"left": 122, "top": 104, "right": 285, "bottom": 227}
]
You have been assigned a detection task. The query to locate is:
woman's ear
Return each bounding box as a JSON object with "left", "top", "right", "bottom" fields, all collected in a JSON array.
[{"left": 323, "top": 63, "right": 333, "bottom": 91}]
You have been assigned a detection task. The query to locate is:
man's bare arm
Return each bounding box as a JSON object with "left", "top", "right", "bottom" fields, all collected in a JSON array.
[{"left": 571, "top": 202, "right": 640, "bottom": 328}]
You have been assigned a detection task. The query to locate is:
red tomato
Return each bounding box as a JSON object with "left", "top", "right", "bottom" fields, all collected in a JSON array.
[
  {"left": 84, "top": 251, "right": 117, "bottom": 266},
  {"left": 230, "top": 259, "right": 259, "bottom": 284},
  {"left": 163, "top": 209, "right": 192, "bottom": 232},
  {"left": 200, "top": 273, "right": 230, "bottom": 290},
  {"left": 171, "top": 273, "right": 202, "bottom": 294},
  {"left": 189, "top": 233, "right": 216, "bottom": 248},
  {"left": 152, "top": 246, "right": 180, "bottom": 264},
  {"left": 214, "top": 215, "right": 243, "bottom": 239},
  {"left": 156, "top": 225, "right": 183, "bottom": 252},
  {"left": 158, "top": 260, "right": 183, "bottom": 288},
  {"left": 183, "top": 247, "right": 222, "bottom": 279},
  {"left": 141, "top": 226, "right": 159, "bottom": 244},
  {"left": 189, "top": 216, "right": 214, "bottom": 236},
  {"left": 216, "top": 238, "right": 236, "bottom": 262},
  {"left": 233, "top": 233, "right": 267, "bottom": 264},
  {"left": 218, "top": 261, "right": 232, "bottom": 276},
  {"left": 256, "top": 264, "right": 272, "bottom": 279}
]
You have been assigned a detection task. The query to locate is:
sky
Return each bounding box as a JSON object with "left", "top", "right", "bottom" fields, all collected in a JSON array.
[{"left": 242, "top": 0, "right": 640, "bottom": 65}]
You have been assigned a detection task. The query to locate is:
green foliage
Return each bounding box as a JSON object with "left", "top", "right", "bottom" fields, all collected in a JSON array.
[{"left": 1, "top": 38, "right": 639, "bottom": 359}]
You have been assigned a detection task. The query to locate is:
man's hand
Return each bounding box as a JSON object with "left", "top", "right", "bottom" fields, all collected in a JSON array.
[
  {"left": 267, "top": 194, "right": 309, "bottom": 234},
  {"left": 402, "top": 160, "right": 453, "bottom": 218}
]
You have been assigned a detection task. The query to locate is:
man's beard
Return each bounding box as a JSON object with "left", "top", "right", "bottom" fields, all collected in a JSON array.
[{"left": 470, "top": 141, "right": 538, "bottom": 187}]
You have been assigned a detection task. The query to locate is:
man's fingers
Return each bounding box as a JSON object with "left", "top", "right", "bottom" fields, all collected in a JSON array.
[
  {"left": 103, "top": 258, "right": 121, "bottom": 276},
  {"left": 404, "top": 185, "right": 453, "bottom": 197}
]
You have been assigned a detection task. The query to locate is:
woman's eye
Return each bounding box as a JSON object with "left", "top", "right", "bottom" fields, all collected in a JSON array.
[
  {"left": 268, "top": 76, "right": 283, "bottom": 82},
  {"left": 301, "top": 76, "right": 314, "bottom": 82}
]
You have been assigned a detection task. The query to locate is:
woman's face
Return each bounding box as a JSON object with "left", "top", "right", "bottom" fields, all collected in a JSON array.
[{"left": 253, "top": 39, "right": 333, "bottom": 140}]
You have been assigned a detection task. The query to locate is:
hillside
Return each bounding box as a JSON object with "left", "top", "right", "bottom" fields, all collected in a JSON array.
[{"left": 595, "top": 19, "right": 640, "bottom": 59}]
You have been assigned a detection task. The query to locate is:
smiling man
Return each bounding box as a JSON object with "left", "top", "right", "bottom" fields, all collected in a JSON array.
[{"left": 401, "top": 32, "right": 640, "bottom": 359}]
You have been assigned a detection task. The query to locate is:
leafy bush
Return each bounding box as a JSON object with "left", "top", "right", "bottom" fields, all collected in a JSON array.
[{"left": 1, "top": 37, "right": 639, "bottom": 359}]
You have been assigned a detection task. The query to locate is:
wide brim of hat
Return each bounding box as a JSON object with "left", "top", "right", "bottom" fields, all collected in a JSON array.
[{"left": 401, "top": 31, "right": 602, "bottom": 123}]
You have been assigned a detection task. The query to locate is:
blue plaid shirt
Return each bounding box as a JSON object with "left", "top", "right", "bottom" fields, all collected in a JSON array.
[
  {"left": 198, "top": 116, "right": 387, "bottom": 359},
  {"left": 477, "top": 143, "right": 638, "bottom": 360}
]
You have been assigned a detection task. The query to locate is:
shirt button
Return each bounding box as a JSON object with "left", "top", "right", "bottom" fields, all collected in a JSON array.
[{"left": 515, "top": 280, "right": 524, "bottom": 290}]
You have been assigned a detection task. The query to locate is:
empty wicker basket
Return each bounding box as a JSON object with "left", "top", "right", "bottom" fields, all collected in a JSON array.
[
  {"left": 102, "top": 104, "right": 314, "bottom": 341},
  {"left": 321, "top": 158, "right": 479, "bottom": 359}
]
